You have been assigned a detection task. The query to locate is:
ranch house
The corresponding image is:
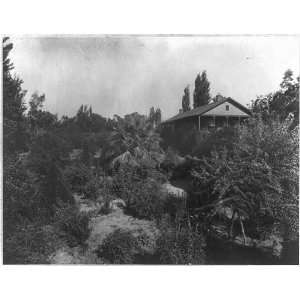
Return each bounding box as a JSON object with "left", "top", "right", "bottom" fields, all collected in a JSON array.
[{"left": 162, "top": 97, "right": 251, "bottom": 131}]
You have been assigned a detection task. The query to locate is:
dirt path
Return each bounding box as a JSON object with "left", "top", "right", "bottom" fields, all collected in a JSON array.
[{"left": 50, "top": 196, "right": 160, "bottom": 264}]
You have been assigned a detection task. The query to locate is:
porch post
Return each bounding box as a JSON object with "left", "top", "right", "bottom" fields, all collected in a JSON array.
[
  {"left": 213, "top": 115, "right": 216, "bottom": 128},
  {"left": 198, "top": 115, "right": 201, "bottom": 131},
  {"left": 226, "top": 116, "right": 229, "bottom": 127},
  {"left": 238, "top": 116, "right": 241, "bottom": 126}
]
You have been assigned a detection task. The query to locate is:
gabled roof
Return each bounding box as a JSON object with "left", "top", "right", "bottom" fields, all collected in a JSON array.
[{"left": 162, "top": 98, "right": 251, "bottom": 124}]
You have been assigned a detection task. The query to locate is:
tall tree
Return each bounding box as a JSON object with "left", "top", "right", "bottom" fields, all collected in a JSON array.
[
  {"left": 149, "top": 107, "right": 155, "bottom": 127},
  {"left": 76, "top": 104, "right": 93, "bottom": 131},
  {"left": 27, "top": 92, "right": 57, "bottom": 134},
  {"left": 3, "top": 37, "right": 27, "bottom": 153},
  {"left": 155, "top": 108, "right": 162, "bottom": 125},
  {"left": 148, "top": 107, "right": 162, "bottom": 128},
  {"left": 182, "top": 85, "right": 190, "bottom": 112},
  {"left": 193, "top": 71, "right": 210, "bottom": 108},
  {"left": 252, "top": 69, "right": 299, "bottom": 127}
]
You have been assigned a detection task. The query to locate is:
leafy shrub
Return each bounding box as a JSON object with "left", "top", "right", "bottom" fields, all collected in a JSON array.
[
  {"left": 156, "top": 217, "right": 206, "bottom": 264},
  {"left": 161, "top": 124, "right": 238, "bottom": 158},
  {"left": 96, "top": 229, "right": 139, "bottom": 264},
  {"left": 191, "top": 148, "right": 280, "bottom": 234},
  {"left": 3, "top": 155, "right": 36, "bottom": 227},
  {"left": 82, "top": 176, "right": 102, "bottom": 200},
  {"left": 161, "top": 126, "right": 198, "bottom": 155},
  {"left": 126, "top": 180, "right": 166, "bottom": 220},
  {"left": 191, "top": 126, "right": 237, "bottom": 158},
  {"left": 237, "top": 116, "right": 299, "bottom": 240},
  {"left": 3, "top": 224, "right": 58, "bottom": 264},
  {"left": 63, "top": 163, "right": 92, "bottom": 194},
  {"left": 111, "top": 164, "right": 166, "bottom": 220},
  {"left": 55, "top": 205, "right": 90, "bottom": 247},
  {"left": 190, "top": 117, "right": 299, "bottom": 241}
]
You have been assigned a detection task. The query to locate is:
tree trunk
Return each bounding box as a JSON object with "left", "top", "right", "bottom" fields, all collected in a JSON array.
[
  {"left": 239, "top": 215, "right": 246, "bottom": 245},
  {"left": 229, "top": 210, "right": 236, "bottom": 240}
]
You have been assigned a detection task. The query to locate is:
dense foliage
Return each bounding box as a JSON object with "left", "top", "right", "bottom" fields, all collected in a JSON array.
[
  {"left": 251, "top": 69, "right": 299, "bottom": 128},
  {"left": 190, "top": 117, "right": 298, "bottom": 242},
  {"left": 157, "top": 216, "right": 206, "bottom": 264},
  {"left": 2, "top": 36, "right": 299, "bottom": 264},
  {"left": 96, "top": 229, "right": 139, "bottom": 264},
  {"left": 54, "top": 206, "right": 91, "bottom": 247},
  {"left": 3, "top": 37, "right": 27, "bottom": 154},
  {"left": 110, "top": 164, "right": 166, "bottom": 220}
]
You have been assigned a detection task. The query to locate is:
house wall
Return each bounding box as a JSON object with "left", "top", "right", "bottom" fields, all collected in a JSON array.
[
  {"left": 174, "top": 117, "right": 198, "bottom": 131},
  {"left": 203, "top": 101, "right": 249, "bottom": 116}
]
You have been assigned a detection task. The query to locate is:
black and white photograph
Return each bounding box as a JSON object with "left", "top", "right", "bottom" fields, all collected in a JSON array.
[{"left": 2, "top": 35, "right": 299, "bottom": 265}]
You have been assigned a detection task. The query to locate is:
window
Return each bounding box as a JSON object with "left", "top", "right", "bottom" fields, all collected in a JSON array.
[{"left": 226, "top": 105, "right": 230, "bottom": 111}]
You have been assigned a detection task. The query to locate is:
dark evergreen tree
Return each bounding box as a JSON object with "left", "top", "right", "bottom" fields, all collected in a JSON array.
[
  {"left": 149, "top": 106, "right": 155, "bottom": 121},
  {"left": 148, "top": 107, "right": 162, "bottom": 128},
  {"left": 193, "top": 71, "right": 210, "bottom": 108},
  {"left": 3, "top": 37, "right": 27, "bottom": 153},
  {"left": 149, "top": 106, "right": 155, "bottom": 127},
  {"left": 155, "top": 108, "right": 162, "bottom": 125},
  {"left": 182, "top": 85, "right": 190, "bottom": 112}
]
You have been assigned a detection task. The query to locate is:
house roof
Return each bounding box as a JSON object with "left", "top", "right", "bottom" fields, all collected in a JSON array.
[{"left": 162, "top": 98, "right": 251, "bottom": 124}]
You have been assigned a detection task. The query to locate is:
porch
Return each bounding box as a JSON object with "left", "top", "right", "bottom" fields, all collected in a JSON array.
[
  {"left": 165, "top": 115, "right": 248, "bottom": 132},
  {"left": 197, "top": 115, "right": 247, "bottom": 131}
]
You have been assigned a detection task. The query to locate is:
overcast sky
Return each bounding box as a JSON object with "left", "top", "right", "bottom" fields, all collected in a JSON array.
[{"left": 10, "top": 36, "right": 299, "bottom": 119}]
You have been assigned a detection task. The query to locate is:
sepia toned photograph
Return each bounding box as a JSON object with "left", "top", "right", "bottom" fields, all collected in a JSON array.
[{"left": 2, "top": 35, "right": 299, "bottom": 265}]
